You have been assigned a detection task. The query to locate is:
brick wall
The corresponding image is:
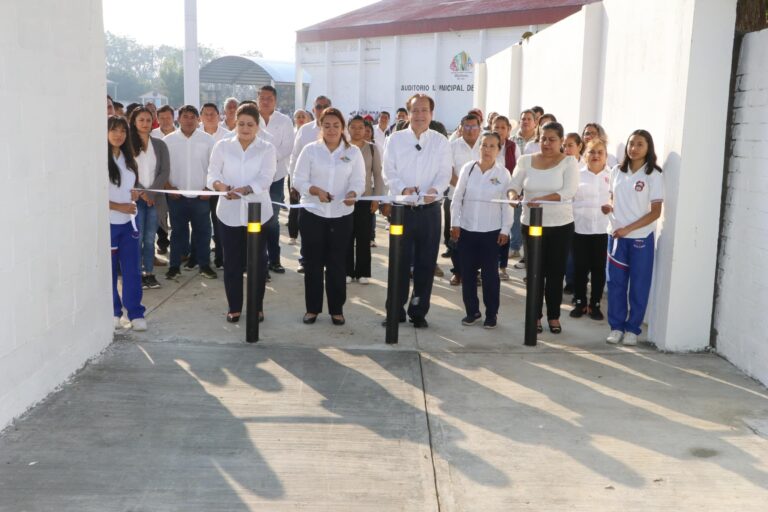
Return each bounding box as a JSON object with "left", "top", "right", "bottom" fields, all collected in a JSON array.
[
  {"left": 714, "top": 28, "right": 768, "bottom": 387},
  {"left": 0, "top": 0, "right": 113, "bottom": 428}
]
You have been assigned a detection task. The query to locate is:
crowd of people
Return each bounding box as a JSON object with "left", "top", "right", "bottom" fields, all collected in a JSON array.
[{"left": 106, "top": 90, "right": 663, "bottom": 345}]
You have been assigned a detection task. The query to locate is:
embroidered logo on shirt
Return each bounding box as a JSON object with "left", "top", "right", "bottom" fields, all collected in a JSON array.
[
  {"left": 489, "top": 177, "right": 500, "bottom": 185},
  {"left": 634, "top": 181, "right": 645, "bottom": 192},
  {"left": 339, "top": 155, "right": 351, "bottom": 163}
]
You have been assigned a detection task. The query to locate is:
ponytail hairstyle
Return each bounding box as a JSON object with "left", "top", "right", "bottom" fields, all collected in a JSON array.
[
  {"left": 108, "top": 115, "right": 138, "bottom": 186},
  {"left": 619, "top": 129, "right": 662, "bottom": 175},
  {"left": 128, "top": 106, "right": 153, "bottom": 155},
  {"left": 319, "top": 107, "right": 350, "bottom": 148},
  {"left": 564, "top": 132, "right": 585, "bottom": 156}
]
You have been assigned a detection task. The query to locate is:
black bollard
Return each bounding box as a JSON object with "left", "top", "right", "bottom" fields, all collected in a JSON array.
[
  {"left": 385, "top": 205, "right": 405, "bottom": 344},
  {"left": 524, "top": 206, "right": 544, "bottom": 346},
  {"left": 246, "top": 203, "right": 262, "bottom": 343}
]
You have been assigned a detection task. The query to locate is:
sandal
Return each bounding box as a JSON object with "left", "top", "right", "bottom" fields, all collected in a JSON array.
[
  {"left": 548, "top": 320, "right": 562, "bottom": 334},
  {"left": 331, "top": 315, "right": 345, "bottom": 326},
  {"left": 302, "top": 313, "right": 318, "bottom": 324},
  {"left": 536, "top": 321, "right": 543, "bottom": 334},
  {"left": 226, "top": 312, "right": 241, "bottom": 323}
]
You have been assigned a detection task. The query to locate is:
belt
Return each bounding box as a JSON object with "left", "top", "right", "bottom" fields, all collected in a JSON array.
[{"left": 399, "top": 201, "right": 440, "bottom": 211}]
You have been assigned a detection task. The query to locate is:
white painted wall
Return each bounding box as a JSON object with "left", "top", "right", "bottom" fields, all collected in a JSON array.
[
  {"left": 714, "top": 28, "right": 768, "bottom": 386},
  {"left": 481, "top": 0, "right": 737, "bottom": 352},
  {"left": 483, "top": 45, "right": 522, "bottom": 124},
  {"left": 0, "top": 0, "right": 112, "bottom": 428}
]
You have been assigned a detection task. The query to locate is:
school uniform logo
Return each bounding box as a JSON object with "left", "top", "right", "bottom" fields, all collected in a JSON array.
[
  {"left": 489, "top": 177, "right": 500, "bottom": 185},
  {"left": 635, "top": 181, "right": 645, "bottom": 192}
]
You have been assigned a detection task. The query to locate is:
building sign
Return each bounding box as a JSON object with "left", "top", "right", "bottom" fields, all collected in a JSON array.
[{"left": 399, "top": 50, "right": 475, "bottom": 93}]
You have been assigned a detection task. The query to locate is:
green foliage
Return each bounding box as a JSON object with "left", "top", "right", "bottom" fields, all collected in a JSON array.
[{"left": 105, "top": 31, "right": 221, "bottom": 105}]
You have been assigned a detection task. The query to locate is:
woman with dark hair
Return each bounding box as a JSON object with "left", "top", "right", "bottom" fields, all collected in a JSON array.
[
  {"left": 293, "top": 107, "right": 366, "bottom": 325},
  {"left": 128, "top": 107, "right": 170, "bottom": 290},
  {"left": 450, "top": 131, "right": 513, "bottom": 329},
  {"left": 561, "top": 132, "right": 585, "bottom": 294},
  {"left": 208, "top": 104, "right": 276, "bottom": 324},
  {"left": 509, "top": 121, "right": 579, "bottom": 334},
  {"left": 604, "top": 130, "right": 664, "bottom": 346},
  {"left": 524, "top": 113, "right": 558, "bottom": 155},
  {"left": 491, "top": 115, "right": 521, "bottom": 278},
  {"left": 582, "top": 123, "right": 619, "bottom": 167},
  {"left": 346, "top": 116, "right": 384, "bottom": 284},
  {"left": 108, "top": 116, "right": 147, "bottom": 331}
]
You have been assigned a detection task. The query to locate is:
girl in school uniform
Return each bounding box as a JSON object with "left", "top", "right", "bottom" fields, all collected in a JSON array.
[
  {"left": 604, "top": 130, "right": 664, "bottom": 346},
  {"left": 108, "top": 115, "right": 147, "bottom": 331}
]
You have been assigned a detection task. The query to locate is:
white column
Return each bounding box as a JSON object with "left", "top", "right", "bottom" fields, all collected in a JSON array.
[{"left": 183, "top": 0, "right": 199, "bottom": 107}]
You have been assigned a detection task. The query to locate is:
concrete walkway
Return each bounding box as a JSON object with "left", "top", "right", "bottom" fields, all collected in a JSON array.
[{"left": 2, "top": 214, "right": 768, "bottom": 511}]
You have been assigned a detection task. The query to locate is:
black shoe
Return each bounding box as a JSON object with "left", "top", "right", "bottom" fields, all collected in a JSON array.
[
  {"left": 145, "top": 274, "right": 161, "bottom": 289},
  {"left": 184, "top": 259, "right": 198, "bottom": 270},
  {"left": 269, "top": 263, "right": 286, "bottom": 274},
  {"left": 410, "top": 317, "right": 429, "bottom": 328},
  {"left": 483, "top": 317, "right": 497, "bottom": 329},
  {"left": 226, "top": 312, "right": 241, "bottom": 323},
  {"left": 297, "top": 265, "right": 305, "bottom": 274},
  {"left": 589, "top": 304, "right": 604, "bottom": 321},
  {"left": 214, "top": 258, "right": 223, "bottom": 269},
  {"left": 165, "top": 267, "right": 181, "bottom": 280},
  {"left": 570, "top": 300, "right": 586, "bottom": 318},
  {"left": 461, "top": 313, "right": 481, "bottom": 326},
  {"left": 199, "top": 266, "right": 217, "bottom": 279},
  {"left": 303, "top": 313, "right": 318, "bottom": 324},
  {"left": 141, "top": 276, "right": 150, "bottom": 289},
  {"left": 440, "top": 250, "right": 453, "bottom": 258},
  {"left": 563, "top": 284, "right": 574, "bottom": 295},
  {"left": 157, "top": 246, "right": 169, "bottom": 255},
  {"left": 331, "top": 315, "right": 345, "bottom": 326}
]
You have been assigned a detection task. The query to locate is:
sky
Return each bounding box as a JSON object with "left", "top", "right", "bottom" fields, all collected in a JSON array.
[{"left": 102, "top": 0, "right": 379, "bottom": 62}]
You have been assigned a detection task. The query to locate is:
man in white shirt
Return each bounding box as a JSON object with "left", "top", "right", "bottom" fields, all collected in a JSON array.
[
  {"left": 151, "top": 105, "right": 176, "bottom": 138},
  {"left": 257, "top": 85, "right": 295, "bottom": 275},
  {"left": 373, "top": 111, "right": 389, "bottom": 155},
  {"left": 220, "top": 97, "right": 238, "bottom": 131},
  {"left": 288, "top": 95, "right": 332, "bottom": 272},
  {"left": 446, "top": 113, "right": 482, "bottom": 284},
  {"left": 382, "top": 94, "right": 452, "bottom": 328},
  {"left": 163, "top": 105, "right": 217, "bottom": 280}
]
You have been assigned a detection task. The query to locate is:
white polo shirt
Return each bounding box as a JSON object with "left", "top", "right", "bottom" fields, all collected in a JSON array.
[
  {"left": 109, "top": 152, "right": 136, "bottom": 225},
  {"left": 451, "top": 160, "right": 514, "bottom": 234},
  {"left": 608, "top": 164, "right": 664, "bottom": 238},
  {"left": 382, "top": 127, "right": 452, "bottom": 203},
  {"left": 289, "top": 120, "right": 321, "bottom": 177},
  {"left": 259, "top": 110, "right": 295, "bottom": 181},
  {"left": 293, "top": 141, "right": 366, "bottom": 219},
  {"left": 163, "top": 129, "right": 215, "bottom": 198},
  {"left": 200, "top": 124, "right": 233, "bottom": 144},
  {"left": 573, "top": 165, "right": 611, "bottom": 235},
  {"left": 450, "top": 136, "right": 481, "bottom": 195},
  {"left": 206, "top": 136, "right": 276, "bottom": 227}
]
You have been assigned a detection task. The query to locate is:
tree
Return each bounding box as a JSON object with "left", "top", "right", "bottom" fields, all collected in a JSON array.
[
  {"left": 158, "top": 57, "right": 184, "bottom": 106},
  {"left": 736, "top": 0, "right": 768, "bottom": 32}
]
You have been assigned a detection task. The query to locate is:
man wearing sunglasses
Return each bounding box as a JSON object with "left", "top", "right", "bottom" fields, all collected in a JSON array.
[{"left": 288, "top": 96, "right": 333, "bottom": 273}]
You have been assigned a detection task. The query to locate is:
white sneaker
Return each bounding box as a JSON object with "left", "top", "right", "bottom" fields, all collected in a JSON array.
[
  {"left": 499, "top": 268, "right": 510, "bottom": 281},
  {"left": 514, "top": 261, "right": 526, "bottom": 269},
  {"left": 114, "top": 317, "right": 122, "bottom": 330},
  {"left": 131, "top": 318, "right": 148, "bottom": 331},
  {"left": 622, "top": 332, "right": 638, "bottom": 346},
  {"left": 345, "top": 276, "right": 353, "bottom": 284},
  {"left": 606, "top": 330, "right": 623, "bottom": 344},
  {"left": 288, "top": 238, "right": 297, "bottom": 246},
  {"left": 358, "top": 277, "right": 370, "bottom": 285}
]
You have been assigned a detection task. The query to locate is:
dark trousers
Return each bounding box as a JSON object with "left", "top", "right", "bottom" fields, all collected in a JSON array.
[
  {"left": 347, "top": 200, "right": 373, "bottom": 278},
  {"left": 287, "top": 177, "right": 300, "bottom": 239},
  {"left": 442, "top": 196, "right": 452, "bottom": 250},
  {"left": 573, "top": 233, "right": 608, "bottom": 307},
  {"left": 458, "top": 229, "right": 501, "bottom": 319},
  {"left": 265, "top": 178, "right": 284, "bottom": 265},
  {"left": 218, "top": 218, "right": 271, "bottom": 314},
  {"left": 210, "top": 196, "right": 223, "bottom": 264},
  {"left": 521, "top": 222, "right": 574, "bottom": 320},
  {"left": 394, "top": 203, "right": 441, "bottom": 320},
  {"left": 168, "top": 197, "right": 211, "bottom": 268},
  {"left": 111, "top": 222, "right": 145, "bottom": 320},
  {"left": 299, "top": 211, "right": 353, "bottom": 315}
]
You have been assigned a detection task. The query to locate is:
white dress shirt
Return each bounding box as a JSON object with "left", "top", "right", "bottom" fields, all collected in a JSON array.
[
  {"left": 206, "top": 136, "right": 276, "bottom": 227},
  {"left": 509, "top": 155, "right": 579, "bottom": 227},
  {"left": 450, "top": 136, "right": 481, "bottom": 195},
  {"left": 109, "top": 152, "right": 136, "bottom": 225},
  {"left": 163, "top": 129, "right": 215, "bottom": 198},
  {"left": 135, "top": 141, "right": 156, "bottom": 189},
  {"left": 382, "top": 127, "right": 452, "bottom": 203},
  {"left": 289, "top": 120, "right": 321, "bottom": 177},
  {"left": 293, "top": 141, "right": 366, "bottom": 219},
  {"left": 151, "top": 127, "right": 175, "bottom": 139},
  {"left": 373, "top": 125, "right": 387, "bottom": 155},
  {"left": 259, "top": 110, "right": 294, "bottom": 181},
  {"left": 200, "top": 124, "right": 233, "bottom": 143},
  {"left": 451, "top": 160, "right": 514, "bottom": 234},
  {"left": 573, "top": 166, "right": 611, "bottom": 234},
  {"left": 608, "top": 164, "right": 664, "bottom": 238}
]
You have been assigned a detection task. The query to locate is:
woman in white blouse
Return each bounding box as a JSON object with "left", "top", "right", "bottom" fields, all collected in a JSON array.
[
  {"left": 450, "top": 132, "right": 513, "bottom": 329},
  {"left": 208, "top": 104, "right": 277, "bottom": 323},
  {"left": 569, "top": 139, "right": 611, "bottom": 321},
  {"left": 107, "top": 115, "right": 146, "bottom": 331},
  {"left": 509, "top": 121, "right": 579, "bottom": 334},
  {"left": 293, "top": 108, "right": 366, "bottom": 325}
]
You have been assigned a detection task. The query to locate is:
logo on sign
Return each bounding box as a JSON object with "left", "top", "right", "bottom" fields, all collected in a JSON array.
[{"left": 450, "top": 51, "right": 474, "bottom": 73}]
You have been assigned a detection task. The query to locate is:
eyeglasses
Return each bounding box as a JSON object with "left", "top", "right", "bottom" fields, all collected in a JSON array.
[
  {"left": 315, "top": 104, "right": 330, "bottom": 110},
  {"left": 462, "top": 125, "right": 480, "bottom": 130}
]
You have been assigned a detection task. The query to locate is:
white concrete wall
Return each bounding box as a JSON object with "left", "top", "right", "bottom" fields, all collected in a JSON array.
[
  {"left": 714, "top": 28, "right": 768, "bottom": 386},
  {"left": 484, "top": 45, "right": 522, "bottom": 123},
  {"left": 481, "top": 0, "right": 737, "bottom": 352},
  {"left": 0, "top": 0, "right": 112, "bottom": 428}
]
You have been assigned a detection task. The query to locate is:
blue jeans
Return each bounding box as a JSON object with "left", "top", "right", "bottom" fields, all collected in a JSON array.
[
  {"left": 135, "top": 198, "right": 158, "bottom": 273},
  {"left": 509, "top": 206, "right": 523, "bottom": 251},
  {"left": 167, "top": 197, "right": 212, "bottom": 268},
  {"left": 111, "top": 222, "right": 145, "bottom": 320},
  {"left": 265, "top": 178, "right": 284, "bottom": 265}
]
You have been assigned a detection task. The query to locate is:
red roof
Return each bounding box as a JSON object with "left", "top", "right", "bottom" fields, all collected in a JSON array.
[{"left": 297, "top": 0, "right": 596, "bottom": 43}]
